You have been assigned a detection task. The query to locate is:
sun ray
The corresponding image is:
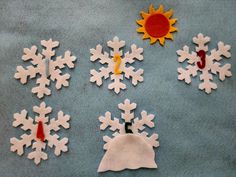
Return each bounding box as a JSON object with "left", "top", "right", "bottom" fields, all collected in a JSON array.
[
  {"left": 170, "top": 26, "right": 178, "bottom": 32},
  {"left": 165, "top": 33, "right": 173, "bottom": 40},
  {"left": 140, "top": 11, "right": 149, "bottom": 19},
  {"left": 143, "top": 33, "right": 150, "bottom": 39},
  {"left": 136, "top": 27, "right": 145, "bottom": 33},
  {"left": 149, "top": 4, "right": 155, "bottom": 14},
  {"left": 136, "top": 4, "right": 178, "bottom": 46},
  {"left": 170, "top": 18, "right": 177, "bottom": 25},
  {"left": 156, "top": 4, "right": 164, "bottom": 13},
  {"left": 164, "top": 9, "right": 173, "bottom": 18},
  {"left": 150, "top": 37, "right": 158, "bottom": 44},
  {"left": 159, "top": 38, "right": 165, "bottom": 46},
  {"left": 136, "top": 19, "right": 144, "bottom": 26}
]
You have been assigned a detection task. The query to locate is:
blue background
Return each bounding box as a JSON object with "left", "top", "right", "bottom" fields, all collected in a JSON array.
[{"left": 0, "top": 0, "right": 235, "bottom": 176}]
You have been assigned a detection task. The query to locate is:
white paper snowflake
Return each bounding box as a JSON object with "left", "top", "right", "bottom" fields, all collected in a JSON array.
[
  {"left": 98, "top": 99, "right": 159, "bottom": 172},
  {"left": 90, "top": 36, "right": 144, "bottom": 94},
  {"left": 10, "top": 102, "right": 70, "bottom": 165},
  {"left": 14, "top": 39, "right": 77, "bottom": 98},
  {"left": 177, "top": 33, "right": 232, "bottom": 94}
]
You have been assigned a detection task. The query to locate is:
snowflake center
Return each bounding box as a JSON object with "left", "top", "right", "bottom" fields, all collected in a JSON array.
[
  {"left": 113, "top": 54, "right": 122, "bottom": 75},
  {"left": 125, "top": 122, "right": 133, "bottom": 134},
  {"left": 36, "top": 121, "right": 45, "bottom": 142},
  {"left": 44, "top": 58, "right": 51, "bottom": 77},
  {"left": 197, "top": 50, "right": 206, "bottom": 69},
  {"left": 145, "top": 14, "right": 170, "bottom": 38}
]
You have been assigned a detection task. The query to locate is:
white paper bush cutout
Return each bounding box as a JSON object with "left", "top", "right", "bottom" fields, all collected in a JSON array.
[
  {"left": 10, "top": 102, "right": 70, "bottom": 165},
  {"left": 90, "top": 36, "right": 144, "bottom": 94},
  {"left": 98, "top": 99, "right": 159, "bottom": 172},
  {"left": 14, "top": 39, "right": 77, "bottom": 98},
  {"left": 177, "top": 33, "right": 232, "bottom": 94}
]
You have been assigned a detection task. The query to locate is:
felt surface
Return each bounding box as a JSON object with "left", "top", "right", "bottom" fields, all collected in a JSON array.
[{"left": 0, "top": 0, "right": 235, "bottom": 176}]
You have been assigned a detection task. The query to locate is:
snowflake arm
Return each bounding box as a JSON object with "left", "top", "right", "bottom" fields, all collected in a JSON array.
[
  {"left": 14, "top": 46, "right": 44, "bottom": 84},
  {"left": 22, "top": 46, "right": 44, "bottom": 65},
  {"left": 90, "top": 66, "right": 112, "bottom": 86},
  {"left": 133, "top": 111, "right": 155, "bottom": 132},
  {"left": 177, "top": 46, "right": 198, "bottom": 64},
  {"left": 211, "top": 62, "right": 232, "bottom": 81},
  {"left": 124, "top": 44, "right": 143, "bottom": 64},
  {"left": 98, "top": 111, "right": 123, "bottom": 132},
  {"left": 178, "top": 65, "right": 198, "bottom": 84},
  {"left": 41, "top": 39, "right": 59, "bottom": 59},
  {"left": 118, "top": 99, "right": 136, "bottom": 122},
  {"left": 107, "top": 36, "right": 125, "bottom": 56},
  {"left": 14, "top": 65, "right": 40, "bottom": 84},
  {"left": 99, "top": 111, "right": 124, "bottom": 149},
  {"left": 139, "top": 132, "right": 159, "bottom": 148},
  {"left": 52, "top": 51, "right": 76, "bottom": 69},
  {"left": 209, "top": 42, "right": 231, "bottom": 61},
  {"left": 33, "top": 102, "right": 52, "bottom": 122},
  {"left": 102, "top": 135, "right": 112, "bottom": 150},
  {"left": 90, "top": 45, "right": 111, "bottom": 64},
  {"left": 12, "top": 110, "right": 35, "bottom": 130},
  {"left": 48, "top": 111, "right": 70, "bottom": 131},
  {"left": 10, "top": 134, "right": 35, "bottom": 156},
  {"left": 193, "top": 33, "right": 210, "bottom": 51},
  {"left": 124, "top": 66, "right": 144, "bottom": 85},
  {"left": 27, "top": 142, "right": 47, "bottom": 165},
  {"left": 32, "top": 77, "right": 51, "bottom": 98},
  {"left": 50, "top": 69, "right": 70, "bottom": 89},
  {"left": 199, "top": 70, "right": 217, "bottom": 94},
  {"left": 209, "top": 42, "right": 232, "bottom": 81},
  {"left": 47, "top": 134, "right": 69, "bottom": 156},
  {"left": 108, "top": 74, "right": 126, "bottom": 94},
  {"left": 10, "top": 110, "right": 36, "bottom": 155}
]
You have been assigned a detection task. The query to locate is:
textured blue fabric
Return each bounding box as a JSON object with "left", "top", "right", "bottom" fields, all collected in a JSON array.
[{"left": 0, "top": 0, "right": 236, "bottom": 176}]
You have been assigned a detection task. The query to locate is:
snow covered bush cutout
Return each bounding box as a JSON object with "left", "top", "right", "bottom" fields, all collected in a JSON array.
[
  {"left": 10, "top": 102, "right": 70, "bottom": 165},
  {"left": 98, "top": 99, "right": 159, "bottom": 172},
  {"left": 177, "top": 33, "right": 232, "bottom": 94},
  {"left": 90, "top": 37, "right": 144, "bottom": 94},
  {"left": 14, "top": 39, "right": 76, "bottom": 98}
]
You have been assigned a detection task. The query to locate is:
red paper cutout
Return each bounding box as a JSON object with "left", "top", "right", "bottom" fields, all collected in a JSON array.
[
  {"left": 36, "top": 121, "right": 45, "bottom": 142},
  {"left": 144, "top": 14, "right": 170, "bottom": 38},
  {"left": 197, "top": 50, "right": 206, "bottom": 69}
]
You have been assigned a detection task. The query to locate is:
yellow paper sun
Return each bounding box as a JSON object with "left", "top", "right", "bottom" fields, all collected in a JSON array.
[{"left": 136, "top": 4, "right": 178, "bottom": 46}]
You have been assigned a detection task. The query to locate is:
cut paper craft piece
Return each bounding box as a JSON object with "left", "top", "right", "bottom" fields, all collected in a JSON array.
[
  {"left": 98, "top": 99, "right": 159, "bottom": 172},
  {"left": 14, "top": 39, "right": 77, "bottom": 98},
  {"left": 136, "top": 4, "right": 177, "bottom": 46},
  {"left": 177, "top": 33, "right": 232, "bottom": 94},
  {"left": 10, "top": 102, "right": 70, "bottom": 165},
  {"left": 90, "top": 36, "right": 144, "bottom": 94}
]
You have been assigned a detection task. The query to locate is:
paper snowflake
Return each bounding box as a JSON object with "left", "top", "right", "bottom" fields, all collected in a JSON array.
[
  {"left": 177, "top": 33, "right": 232, "bottom": 93},
  {"left": 14, "top": 39, "right": 77, "bottom": 98},
  {"left": 10, "top": 102, "right": 70, "bottom": 165},
  {"left": 90, "top": 36, "right": 144, "bottom": 94},
  {"left": 98, "top": 99, "right": 159, "bottom": 172}
]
